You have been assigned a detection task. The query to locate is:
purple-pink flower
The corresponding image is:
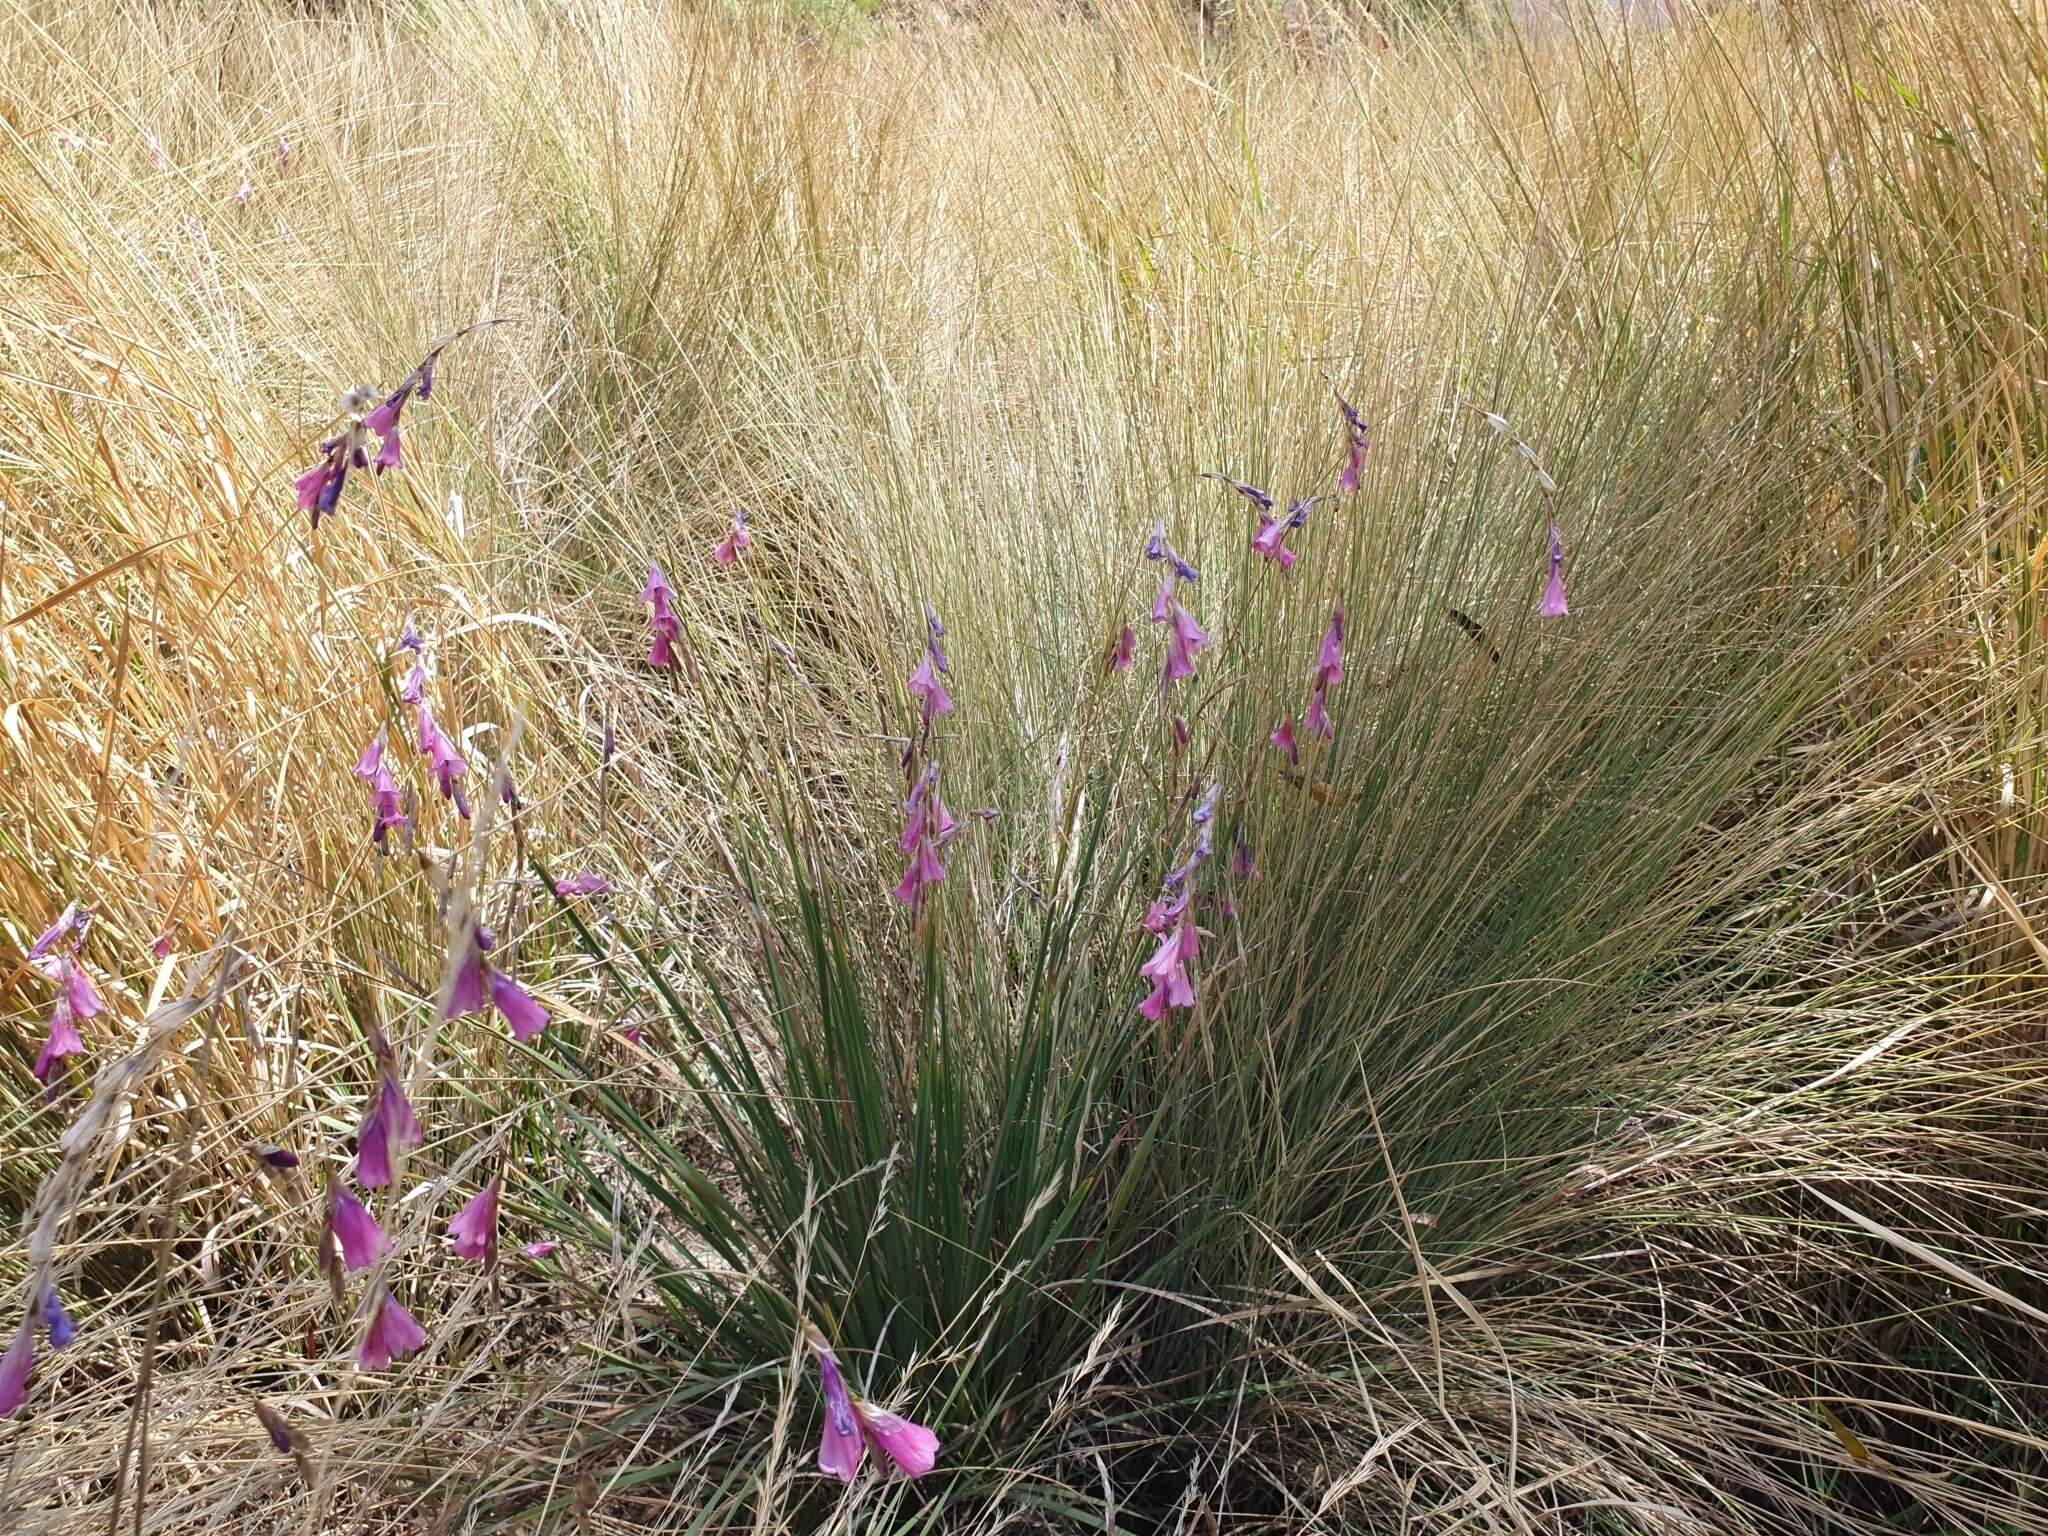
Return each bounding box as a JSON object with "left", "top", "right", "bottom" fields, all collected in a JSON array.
[
  {"left": 521, "top": 1240, "right": 559, "bottom": 1259},
  {"left": 642, "top": 563, "right": 682, "bottom": 669},
  {"left": 553, "top": 871, "right": 613, "bottom": 897},
  {"left": 399, "top": 661, "right": 426, "bottom": 705},
  {"left": 0, "top": 1323, "right": 33, "bottom": 1417},
  {"left": 489, "top": 969, "right": 549, "bottom": 1043},
  {"left": 357, "top": 1291, "right": 427, "bottom": 1371},
  {"left": 713, "top": 508, "right": 752, "bottom": 566},
  {"left": 39, "top": 1291, "right": 74, "bottom": 1350},
  {"left": 906, "top": 602, "right": 954, "bottom": 724},
  {"left": 807, "top": 1328, "right": 940, "bottom": 1482},
  {"left": 1163, "top": 602, "right": 1211, "bottom": 685},
  {"left": 353, "top": 726, "right": 387, "bottom": 780},
  {"left": 1143, "top": 519, "right": 1200, "bottom": 584},
  {"left": 810, "top": 1330, "right": 865, "bottom": 1480},
  {"left": 32, "top": 1000, "right": 81, "bottom": 1083},
  {"left": 1230, "top": 824, "right": 1257, "bottom": 882},
  {"left": 1539, "top": 519, "right": 1569, "bottom": 617},
  {"left": 354, "top": 1043, "right": 422, "bottom": 1189},
  {"left": 1138, "top": 897, "right": 1200, "bottom": 1022},
  {"left": 415, "top": 704, "right": 470, "bottom": 815},
  {"left": 1270, "top": 715, "right": 1299, "bottom": 765},
  {"left": 1109, "top": 624, "right": 1136, "bottom": 672},
  {"left": 1304, "top": 607, "right": 1345, "bottom": 740},
  {"left": 450, "top": 922, "right": 548, "bottom": 1040},
  {"left": 448, "top": 1179, "right": 501, "bottom": 1264},
  {"left": 330, "top": 1184, "right": 389, "bottom": 1270},
  {"left": 856, "top": 1403, "right": 941, "bottom": 1478},
  {"left": 1334, "top": 389, "right": 1370, "bottom": 493},
  {"left": 1250, "top": 513, "right": 1300, "bottom": 569},
  {"left": 892, "top": 764, "right": 957, "bottom": 908},
  {"left": 251, "top": 1144, "right": 300, "bottom": 1170},
  {"left": 27, "top": 906, "right": 81, "bottom": 963}
]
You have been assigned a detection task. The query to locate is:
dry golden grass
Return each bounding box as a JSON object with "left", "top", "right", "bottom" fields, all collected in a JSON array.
[{"left": 0, "top": 0, "right": 2042, "bottom": 1529}]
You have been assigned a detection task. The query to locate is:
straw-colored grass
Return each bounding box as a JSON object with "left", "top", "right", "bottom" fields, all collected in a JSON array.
[{"left": 1, "top": 0, "right": 2043, "bottom": 1530}]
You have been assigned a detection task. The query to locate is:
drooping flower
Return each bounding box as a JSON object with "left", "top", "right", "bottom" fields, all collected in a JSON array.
[
  {"left": 488, "top": 969, "right": 549, "bottom": 1043},
  {"left": 641, "top": 563, "right": 682, "bottom": 669},
  {"left": 713, "top": 508, "right": 752, "bottom": 566},
  {"left": 906, "top": 602, "right": 954, "bottom": 724},
  {"left": 1270, "top": 715, "right": 1299, "bottom": 765},
  {"left": 415, "top": 704, "right": 470, "bottom": 812},
  {"left": 400, "top": 618, "right": 424, "bottom": 652},
  {"left": 353, "top": 726, "right": 387, "bottom": 780},
  {"left": 854, "top": 1402, "right": 941, "bottom": 1479},
  {"left": 250, "top": 1144, "right": 300, "bottom": 1170},
  {"left": 1230, "top": 824, "right": 1257, "bottom": 882},
  {"left": 150, "top": 932, "right": 173, "bottom": 960},
  {"left": 809, "top": 1329, "right": 866, "bottom": 1481},
  {"left": 295, "top": 386, "right": 379, "bottom": 529},
  {"left": 1138, "top": 908, "right": 1200, "bottom": 1021},
  {"left": 520, "top": 1240, "right": 559, "bottom": 1260},
  {"left": 39, "top": 1291, "right": 74, "bottom": 1350},
  {"left": 1539, "top": 519, "right": 1570, "bottom": 617},
  {"left": 1334, "top": 389, "right": 1371, "bottom": 494},
  {"left": 1304, "top": 606, "right": 1346, "bottom": 740},
  {"left": 450, "top": 921, "right": 548, "bottom": 1040},
  {"left": 905, "top": 649, "right": 953, "bottom": 720},
  {"left": 27, "top": 906, "right": 81, "bottom": 962},
  {"left": 368, "top": 759, "right": 408, "bottom": 849},
  {"left": 1200, "top": 472, "right": 1274, "bottom": 515},
  {"left": 1170, "top": 712, "right": 1189, "bottom": 752},
  {"left": 1109, "top": 624, "right": 1136, "bottom": 672},
  {"left": 329, "top": 1184, "right": 389, "bottom": 1270},
  {"left": 354, "top": 1041, "right": 422, "bottom": 1189},
  {"left": 1315, "top": 608, "right": 1346, "bottom": 687},
  {"left": 449, "top": 922, "right": 492, "bottom": 1017},
  {"left": 60, "top": 955, "right": 102, "bottom": 1020},
  {"left": 32, "top": 1000, "right": 81, "bottom": 1082},
  {"left": 398, "top": 662, "right": 426, "bottom": 705},
  {"left": 254, "top": 1401, "right": 297, "bottom": 1455},
  {"left": 1142, "top": 520, "right": 1200, "bottom": 584},
  {"left": 1250, "top": 513, "right": 1300, "bottom": 569},
  {"left": 553, "top": 871, "right": 613, "bottom": 897},
  {"left": 1163, "top": 602, "right": 1211, "bottom": 685},
  {"left": 447, "top": 1179, "right": 501, "bottom": 1265},
  {"left": 892, "top": 764, "right": 954, "bottom": 908},
  {"left": 0, "top": 1323, "right": 33, "bottom": 1417},
  {"left": 1149, "top": 574, "right": 1174, "bottom": 625},
  {"left": 357, "top": 1291, "right": 427, "bottom": 1372}
]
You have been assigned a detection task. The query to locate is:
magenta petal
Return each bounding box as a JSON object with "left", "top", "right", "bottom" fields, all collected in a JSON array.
[
  {"left": 62, "top": 958, "right": 103, "bottom": 1019},
  {"left": 856, "top": 1403, "right": 940, "bottom": 1478},
  {"left": 363, "top": 397, "right": 402, "bottom": 436},
  {"left": 1110, "top": 625, "right": 1136, "bottom": 672},
  {"left": 0, "top": 1326, "right": 34, "bottom": 1417},
  {"left": 374, "top": 428, "right": 401, "bottom": 472},
  {"left": 357, "top": 1294, "right": 427, "bottom": 1371},
  {"left": 447, "top": 1180, "right": 501, "bottom": 1263},
  {"left": 906, "top": 651, "right": 954, "bottom": 717},
  {"left": 521, "top": 1239, "right": 558, "bottom": 1259},
  {"left": 293, "top": 462, "right": 330, "bottom": 511},
  {"left": 331, "top": 1187, "right": 390, "bottom": 1270},
  {"left": 353, "top": 727, "right": 386, "bottom": 780},
  {"left": 449, "top": 943, "right": 488, "bottom": 1017},
  {"left": 815, "top": 1346, "right": 866, "bottom": 1481},
  {"left": 33, "top": 1002, "right": 82, "bottom": 1082},
  {"left": 489, "top": 968, "right": 549, "bottom": 1042}
]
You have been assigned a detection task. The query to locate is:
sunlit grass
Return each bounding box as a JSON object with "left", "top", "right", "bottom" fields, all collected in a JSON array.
[{"left": 0, "top": 0, "right": 2042, "bottom": 1530}]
